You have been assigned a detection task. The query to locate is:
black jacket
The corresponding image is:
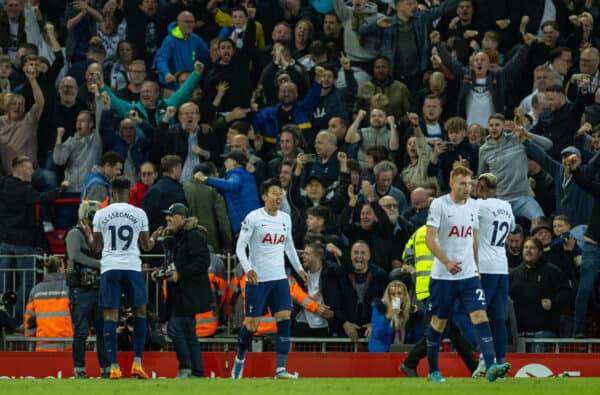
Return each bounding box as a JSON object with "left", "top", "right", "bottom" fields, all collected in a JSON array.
[
  {"left": 154, "top": 123, "right": 220, "bottom": 166},
  {"left": 427, "top": 137, "right": 479, "bottom": 193},
  {"left": 340, "top": 200, "right": 394, "bottom": 272},
  {"left": 0, "top": 176, "right": 62, "bottom": 245},
  {"left": 166, "top": 220, "right": 214, "bottom": 317},
  {"left": 142, "top": 176, "right": 187, "bottom": 232},
  {"left": 331, "top": 264, "right": 386, "bottom": 334},
  {"left": 509, "top": 260, "right": 570, "bottom": 334}
]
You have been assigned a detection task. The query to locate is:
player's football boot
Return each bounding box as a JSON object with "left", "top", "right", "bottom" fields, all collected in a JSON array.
[
  {"left": 427, "top": 371, "right": 446, "bottom": 383},
  {"left": 109, "top": 365, "right": 122, "bottom": 380},
  {"left": 472, "top": 358, "right": 486, "bottom": 378},
  {"left": 274, "top": 369, "right": 299, "bottom": 379},
  {"left": 496, "top": 362, "right": 512, "bottom": 379},
  {"left": 231, "top": 357, "right": 245, "bottom": 379},
  {"left": 486, "top": 362, "right": 511, "bottom": 382},
  {"left": 130, "top": 362, "right": 150, "bottom": 379}
]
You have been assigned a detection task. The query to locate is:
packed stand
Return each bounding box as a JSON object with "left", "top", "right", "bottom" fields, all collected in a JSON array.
[{"left": 1, "top": 0, "right": 600, "bottom": 359}]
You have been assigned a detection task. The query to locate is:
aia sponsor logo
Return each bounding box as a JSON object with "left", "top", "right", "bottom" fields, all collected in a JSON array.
[
  {"left": 262, "top": 233, "right": 285, "bottom": 244},
  {"left": 448, "top": 225, "right": 473, "bottom": 238}
]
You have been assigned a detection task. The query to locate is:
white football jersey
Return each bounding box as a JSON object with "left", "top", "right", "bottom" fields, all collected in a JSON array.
[
  {"left": 93, "top": 202, "right": 149, "bottom": 273},
  {"left": 236, "top": 208, "right": 303, "bottom": 282},
  {"left": 427, "top": 195, "right": 479, "bottom": 281},
  {"left": 477, "top": 198, "right": 515, "bottom": 275}
]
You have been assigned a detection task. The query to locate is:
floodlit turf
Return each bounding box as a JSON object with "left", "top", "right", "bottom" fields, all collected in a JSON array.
[{"left": 1, "top": 378, "right": 600, "bottom": 395}]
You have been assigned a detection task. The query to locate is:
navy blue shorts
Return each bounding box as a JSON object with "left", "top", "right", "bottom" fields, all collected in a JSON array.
[
  {"left": 245, "top": 278, "right": 292, "bottom": 317},
  {"left": 99, "top": 270, "right": 147, "bottom": 309},
  {"left": 480, "top": 273, "right": 509, "bottom": 321},
  {"left": 428, "top": 277, "right": 487, "bottom": 319}
]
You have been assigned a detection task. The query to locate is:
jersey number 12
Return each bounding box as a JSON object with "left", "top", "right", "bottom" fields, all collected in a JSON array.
[{"left": 490, "top": 221, "right": 509, "bottom": 247}]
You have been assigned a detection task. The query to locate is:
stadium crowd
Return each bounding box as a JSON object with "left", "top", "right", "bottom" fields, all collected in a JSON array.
[{"left": 1, "top": 0, "right": 600, "bottom": 360}]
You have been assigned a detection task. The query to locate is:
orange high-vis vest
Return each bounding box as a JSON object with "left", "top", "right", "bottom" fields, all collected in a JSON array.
[
  {"left": 288, "top": 276, "right": 319, "bottom": 313},
  {"left": 229, "top": 272, "right": 277, "bottom": 335},
  {"left": 24, "top": 273, "right": 73, "bottom": 352},
  {"left": 195, "top": 272, "right": 228, "bottom": 338}
]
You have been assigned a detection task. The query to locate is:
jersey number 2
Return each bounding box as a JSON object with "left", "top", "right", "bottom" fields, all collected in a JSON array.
[
  {"left": 108, "top": 225, "right": 133, "bottom": 250},
  {"left": 490, "top": 221, "right": 509, "bottom": 247}
]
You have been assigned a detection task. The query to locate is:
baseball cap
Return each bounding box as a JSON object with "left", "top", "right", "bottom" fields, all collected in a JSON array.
[
  {"left": 530, "top": 223, "right": 552, "bottom": 236},
  {"left": 478, "top": 173, "right": 498, "bottom": 189},
  {"left": 226, "top": 150, "right": 248, "bottom": 167},
  {"left": 560, "top": 146, "right": 581, "bottom": 157},
  {"left": 305, "top": 174, "right": 324, "bottom": 186},
  {"left": 162, "top": 203, "right": 189, "bottom": 217}
]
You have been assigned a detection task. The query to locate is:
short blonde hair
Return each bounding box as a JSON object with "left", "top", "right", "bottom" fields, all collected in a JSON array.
[{"left": 450, "top": 165, "right": 473, "bottom": 179}]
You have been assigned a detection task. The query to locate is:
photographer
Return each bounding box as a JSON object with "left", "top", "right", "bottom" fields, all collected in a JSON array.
[
  {"left": 65, "top": 201, "right": 109, "bottom": 378},
  {"left": 152, "top": 203, "right": 213, "bottom": 379}
]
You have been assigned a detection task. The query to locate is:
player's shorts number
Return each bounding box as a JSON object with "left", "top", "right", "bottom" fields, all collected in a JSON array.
[
  {"left": 475, "top": 288, "right": 485, "bottom": 302},
  {"left": 108, "top": 225, "right": 133, "bottom": 250},
  {"left": 490, "top": 221, "right": 510, "bottom": 247}
]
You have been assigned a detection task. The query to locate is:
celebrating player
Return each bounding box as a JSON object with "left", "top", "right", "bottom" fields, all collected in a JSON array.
[
  {"left": 232, "top": 178, "right": 309, "bottom": 379},
  {"left": 424, "top": 166, "right": 511, "bottom": 382},
  {"left": 471, "top": 173, "right": 516, "bottom": 376},
  {"left": 91, "top": 176, "right": 161, "bottom": 379}
]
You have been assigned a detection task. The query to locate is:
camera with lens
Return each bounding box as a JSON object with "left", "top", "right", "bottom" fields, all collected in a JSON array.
[
  {"left": 0, "top": 291, "right": 17, "bottom": 332},
  {"left": 0, "top": 291, "right": 16, "bottom": 311},
  {"left": 154, "top": 235, "right": 176, "bottom": 280}
]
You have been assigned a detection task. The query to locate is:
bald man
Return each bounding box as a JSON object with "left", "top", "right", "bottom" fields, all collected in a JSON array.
[
  {"left": 413, "top": 71, "right": 454, "bottom": 120},
  {"left": 231, "top": 134, "right": 266, "bottom": 187},
  {"left": 401, "top": 187, "right": 432, "bottom": 228},
  {"left": 155, "top": 11, "right": 209, "bottom": 87}
]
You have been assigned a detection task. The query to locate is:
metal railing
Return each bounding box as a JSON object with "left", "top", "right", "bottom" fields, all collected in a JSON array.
[
  {"left": 516, "top": 338, "right": 600, "bottom": 353},
  {"left": 2, "top": 334, "right": 369, "bottom": 353}
]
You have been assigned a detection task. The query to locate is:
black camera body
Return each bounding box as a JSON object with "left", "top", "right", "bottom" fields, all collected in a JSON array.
[
  {"left": 154, "top": 235, "right": 176, "bottom": 280},
  {"left": 0, "top": 291, "right": 16, "bottom": 310}
]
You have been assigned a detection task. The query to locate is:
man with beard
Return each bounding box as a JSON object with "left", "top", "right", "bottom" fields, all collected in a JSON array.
[
  {"left": 355, "top": 56, "right": 411, "bottom": 123},
  {"left": 100, "top": 62, "right": 204, "bottom": 128},
  {"left": 203, "top": 11, "right": 256, "bottom": 113},
  {"left": 379, "top": 195, "right": 415, "bottom": 263},
  {"left": 53, "top": 76, "right": 86, "bottom": 140},
  {"left": 506, "top": 225, "right": 524, "bottom": 269},
  {"left": 330, "top": 240, "right": 386, "bottom": 340},
  {"left": 253, "top": 67, "right": 324, "bottom": 160},
  {"left": 346, "top": 108, "right": 400, "bottom": 168},
  {"left": 310, "top": 58, "right": 357, "bottom": 150}
]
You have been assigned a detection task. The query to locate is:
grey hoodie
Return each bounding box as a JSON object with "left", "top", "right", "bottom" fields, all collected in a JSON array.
[
  {"left": 478, "top": 132, "right": 553, "bottom": 200},
  {"left": 333, "top": 0, "right": 381, "bottom": 62},
  {"left": 53, "top": 96, "right": 104, "bottom": 192}
]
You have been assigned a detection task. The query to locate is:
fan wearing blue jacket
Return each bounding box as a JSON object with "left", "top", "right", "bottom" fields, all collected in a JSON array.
[
  {"left": 155, "top": 11, "right": 209, "bottom": 89},
  {"left": 194, "top": 150, "right": 260, "bottom": 235}
]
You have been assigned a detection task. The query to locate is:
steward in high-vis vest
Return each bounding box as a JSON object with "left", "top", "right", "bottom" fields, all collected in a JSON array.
[
  {"left": 195, "top": 252, "right": 228, "bottom": 338},
  {"left": 24, "top": 257, "right": 73, "bottom": 351},
  {"left": 227, "top": 265, "right": 277, "bottom": 335},
  {"left": 402, "top": 225, "right": 433, "bottom": 301}
]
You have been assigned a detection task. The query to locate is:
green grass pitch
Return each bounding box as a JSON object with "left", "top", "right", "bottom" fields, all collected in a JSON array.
[{"left": 1, "top": 378, "right": 600, "bottom": 395}]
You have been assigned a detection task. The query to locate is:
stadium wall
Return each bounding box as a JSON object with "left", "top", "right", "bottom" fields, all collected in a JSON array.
[{"left": 0, "top": 352, "right": 597, "bottom": 378}]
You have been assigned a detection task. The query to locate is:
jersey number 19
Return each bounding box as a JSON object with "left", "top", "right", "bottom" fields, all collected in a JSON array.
[{"left": 108, "top": 225, "right": 133, "bottom": 250}]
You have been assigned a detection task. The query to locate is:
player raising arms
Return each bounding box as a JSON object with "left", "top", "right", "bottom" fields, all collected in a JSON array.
[
  {"left": 232, "top": 178, "right": 308, "bottom": 380},
  {"left": 90, "top": 176, "right": 161, "bottom": 379},
  {"left": 424, "top": 166, "right": 511, "bottom": 383},
  {"left": 471, "top": 173, "right": 516, "bottom": 377}
]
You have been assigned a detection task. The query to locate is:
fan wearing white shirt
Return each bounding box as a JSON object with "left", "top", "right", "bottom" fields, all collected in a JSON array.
[
  {"left": 424, "top": 166, "right": 510, "bottom": 383},
  {"left": 232, "top": 178, "right": 308, "bottom": 380}
]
